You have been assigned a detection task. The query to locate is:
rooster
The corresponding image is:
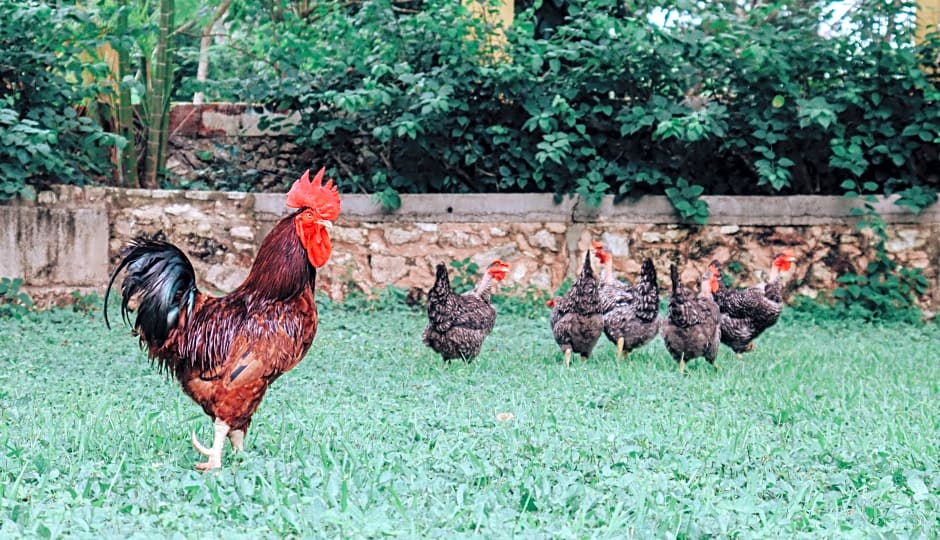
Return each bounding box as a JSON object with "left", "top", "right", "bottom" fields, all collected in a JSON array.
[
  {"left": 422, "top": 260, "right": 511, "bottom": 361},
  {"left": 104, "top": 168, "right": 341, "bottom": 470},
  {"left": 707, "top": 251, "right": 797, "bottom": 356},
  {"left": 549, "top": 251, "right": 603, "bottom": 367},
  {"left": 592, "top": 241, "right": 660, "bottom": 360},
  {"left": 661, "top": 265, "right": 721, "bottom": 373}
]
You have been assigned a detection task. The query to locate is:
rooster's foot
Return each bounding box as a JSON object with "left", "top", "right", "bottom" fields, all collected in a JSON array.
[
  {"left": 229, "top": 429, "right": 245, "bottom": 453},
  {"left": 192, "top": 418, "right": 230, "bottom": 470},
  {"left": 616, "top": 337, "right": 625, "bottom": 360}
]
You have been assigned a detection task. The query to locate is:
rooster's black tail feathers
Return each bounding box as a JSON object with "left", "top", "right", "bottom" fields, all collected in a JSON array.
[{"left": 104, "top": 238, "right": 197, "bottom": 346}]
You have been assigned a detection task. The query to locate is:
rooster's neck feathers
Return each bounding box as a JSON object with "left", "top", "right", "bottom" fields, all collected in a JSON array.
[{"left": 238, "top": 211, "right": 315, "bottom": 300}]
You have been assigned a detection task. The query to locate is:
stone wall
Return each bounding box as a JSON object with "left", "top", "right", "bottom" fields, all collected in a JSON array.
[{"left": 2, "top": 185, "right": 939, "bottom": 310}]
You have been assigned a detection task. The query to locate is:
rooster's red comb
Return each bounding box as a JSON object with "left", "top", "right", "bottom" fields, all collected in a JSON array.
[{"left": 286, "top": 168, "right": 341, "bottom": 220}]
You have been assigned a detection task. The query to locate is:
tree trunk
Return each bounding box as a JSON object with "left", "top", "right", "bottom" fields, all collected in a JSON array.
[
  {"left": 116, "top": 0, "right": 139, "bottom": 187},
  {"left": 194, "top": 0, "right": 231, "bottom": 105},
  {"left": 142, "top": 0, "right": 174, "bottom": 189}
]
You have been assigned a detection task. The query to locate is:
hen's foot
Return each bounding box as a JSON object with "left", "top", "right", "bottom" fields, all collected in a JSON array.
[{"left": 192, "top": 418, "right": 230, "bottom": 470}]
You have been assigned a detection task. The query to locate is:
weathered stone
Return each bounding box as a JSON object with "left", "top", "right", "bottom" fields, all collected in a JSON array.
[
  {"left": 416, "top": 222, "right": 439, "bottom": 232},
  {"left": 385, "top": 226, "right": 423, "bottom": 245},
  {"left": 489, "top": 226, "right": 509, "bottom": 237},
  {"left": 445, "top": 231, "right": 483, "bottom": 248},
  {"left": 529, "top": 267, "right": 553, "bottom": 289},
  {"left": 204, "top": 263, "right": 248, "bottom": 292},
  {"left": 184, "top": 191, "right": 212, "bottom": 201},
  {"left": 230, "top": 226, "right": 254, "bottom": 241},
  {"left": 164, "top": 204, "right": 207, "bottom": 221},
  {"left": 371, "top": 255, "right": 408, "bottom": 283},
  {"left": 600, "top": 232, "right": 629, "bottom": 257},
  {"left": 719, "top": 225, "right": 739, "bottom": 235},
  {"left": 664, "top": 229, "right": 690, "bottom": 242},
  {"left": 545, "top": 222, "right": 567, "bottom": 234},
  {"left": 471, "top": 243, "right": 519, "bottom": 267},
  {"left": 641, "top": 232, "right": 662, "bottom": 243},
  {"left": 37, "top": 191, "right": 57, "bottom": 205},
  {"left": 808, "top": 263, "right": 834, "bottom": 284},
  {"left": 333, "top": 227, "right": 366, "bottom": 244},
  {"left": 129, "top": 205, "right": 167, "bottom": 222},
  {"left": 530, "top": 230, "right": 558, "bottom": 251},
  {"left": 885, "top": 229, "right": 925, "bottom": 252}
]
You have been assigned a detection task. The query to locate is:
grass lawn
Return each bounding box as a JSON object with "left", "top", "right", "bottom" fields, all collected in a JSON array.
[{"left": 1, "top": 303, "right": 939, "bottom": 538}]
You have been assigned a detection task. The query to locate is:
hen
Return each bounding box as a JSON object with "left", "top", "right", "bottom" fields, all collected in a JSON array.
[
  {"left": 549, "top": 251, "right": 603, "bottom": 367},
  {"left": 661, "top": 264, "right": 721, "bottom": 373},
  {"left": 707, "top": 252, "right": 796, "bottom": 356},
  {"left": 422, "top": 260, "right": 510, "bottom": 361},
  {"left": 104, "top": 168, "right": 341, "bottom": 470},
  {"left": 593, "top": 241, "right": 660, "bottom": 360}
]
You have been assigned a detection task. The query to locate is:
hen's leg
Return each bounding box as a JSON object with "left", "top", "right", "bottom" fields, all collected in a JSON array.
[
  {"left": 564, "top": 348, "right": 572, "bottom": 368},
  {"left": 678, "top": 355, "right": 686, "bottom": 374},
  {"left": 229, "top": 430, "right": 245, "bottom": 453},
  {"left": 192, "top": 418, "right": 230, "bottom": 470},
  {"left": 616, "top": 337, "right": 625, "bottom": 360}
]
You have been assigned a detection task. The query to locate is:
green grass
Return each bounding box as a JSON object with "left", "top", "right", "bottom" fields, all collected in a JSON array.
[{"left": 1, "top": 305, "right": 939, "bottom": 538}]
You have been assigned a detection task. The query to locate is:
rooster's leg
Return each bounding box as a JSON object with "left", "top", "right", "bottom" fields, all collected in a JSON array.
[
  {"left": 192, "top": 418, "right": 230, "bottom": 470},
  {"left": 564, "top": 348, "right": 572, "bottom": 368},
  {"left": 678, "top": 357, "right": 686, "bottom": 374},
  {"left": 616, "top": 337, "right": 625, "bottom": 360},
  {"left": 229, "top": 430, "right": 245, "bottom": 453}
]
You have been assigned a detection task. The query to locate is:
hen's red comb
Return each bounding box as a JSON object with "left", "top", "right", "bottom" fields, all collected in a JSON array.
[{"left": 286, "top": 168, "right": 341, "bottom": 220}]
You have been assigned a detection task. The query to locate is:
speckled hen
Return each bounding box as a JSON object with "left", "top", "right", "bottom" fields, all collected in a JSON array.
[
  {"left": 593, "top": 241, "right": 660, "bottom": 360},
  {"left": 549, "top": 251, "right": 603, "bottom": 367},
  {"left": 708, "top": 251, "right": 796, "bottom": 355},
  {"left": 661, "top": 264, "right": 721, "bottom": 373},
  {"left": 422, "top": 260, "right": 510, "bottom": 361}
]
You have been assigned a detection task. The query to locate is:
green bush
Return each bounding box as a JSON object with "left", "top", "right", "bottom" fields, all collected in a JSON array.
[
  {"left": 0, "top": 277, "right": 34, "bottom": 319},
  {"left": 222, "top": 0, "right": 938, "bottom": 219},
  {"left": 0, "top": 1, "right": 121, "bottom": 199}
]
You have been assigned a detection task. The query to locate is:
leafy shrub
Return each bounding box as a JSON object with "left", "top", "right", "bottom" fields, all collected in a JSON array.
[
  {"left": 0, "top": 277, "right": 34, "bottom": 319},
  {"left": 832, "top": 180, "right": 929, "bottom": 321},
  {"left": 0, "top": 1, "right": 121, "bottom": 199},
  {"left": 218, "top": 0, "right": 939, "bottom": 220}
]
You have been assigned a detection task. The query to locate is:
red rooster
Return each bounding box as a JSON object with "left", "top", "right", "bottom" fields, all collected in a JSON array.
[{"left": 104, "top": 168, "right": 341, "bottom": 470}]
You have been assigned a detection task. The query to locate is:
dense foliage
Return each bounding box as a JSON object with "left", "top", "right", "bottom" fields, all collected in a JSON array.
[
  {"left": 2, "top": 0, "right": 938, "bottom": 211},
  {"left": 216, "top": 0, "right": 940, "bottom": 217},
  {"left": 0, "top": 1, "right": 121, "bottom": 198}
]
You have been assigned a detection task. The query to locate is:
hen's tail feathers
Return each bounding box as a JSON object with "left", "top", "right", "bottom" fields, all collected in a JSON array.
[
  {"left": 670, "top": 264, "right": 679, "bottom": 296},
  {"left": 104, "top": 238, "right": 198, "bottom": 347},
  {"left": 640, "top": 258, "right": 657, "bottom": 289},
  {"left": 635, "top": 258, "right": 660, "bottom": 322},
  {"left": 581, "top": 251, "right": 595, "bottom": 281}
]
